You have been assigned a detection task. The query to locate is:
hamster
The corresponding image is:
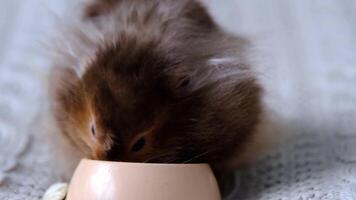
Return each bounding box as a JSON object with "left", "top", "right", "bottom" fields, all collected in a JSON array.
[{"left": 50, "top": 0, "right": 263, "bottom": 177}]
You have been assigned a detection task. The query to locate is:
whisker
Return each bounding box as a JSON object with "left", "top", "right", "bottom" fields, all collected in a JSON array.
[
  {"left": 143, "top": 152, "right": 174, "bottom": 163},
  {"left": 183, "top": 150, "right": 212, "bottom": 164},
  {"left": 182, "top": 137, "right": 235, "bottom": 164}
]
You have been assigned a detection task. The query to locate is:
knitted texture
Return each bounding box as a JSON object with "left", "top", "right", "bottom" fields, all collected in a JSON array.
[{"left": 1, "top": 0, "right": 356, "bottom": 199}]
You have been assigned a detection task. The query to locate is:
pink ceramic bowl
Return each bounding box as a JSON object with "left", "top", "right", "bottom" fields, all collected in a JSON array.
[{"left": 66, "top": 159, "right": 221, "bottom": 200}]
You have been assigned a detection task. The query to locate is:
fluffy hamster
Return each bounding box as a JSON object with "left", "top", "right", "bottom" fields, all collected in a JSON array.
[{"left": 50, "top": 0, "right": 262, "bottom": 173}]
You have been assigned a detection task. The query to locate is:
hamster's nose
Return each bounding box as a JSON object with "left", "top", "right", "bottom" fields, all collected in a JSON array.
[
  {"left": 104, "top": 148, "right": 145, "bottom": 162},
  {"left": 104, "top": 145, "right": 123, "bottom": 161}
]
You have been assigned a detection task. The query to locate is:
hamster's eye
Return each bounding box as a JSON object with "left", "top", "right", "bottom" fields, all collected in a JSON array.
[
  {"left": 178, "top": 77, "right": 190, "bottom": 88},
  {"left": 91, "top": 124, "right": 96, "bottom": 137},
  {"left": 131, "top": 137, "right": 146, "bottom": 152}
]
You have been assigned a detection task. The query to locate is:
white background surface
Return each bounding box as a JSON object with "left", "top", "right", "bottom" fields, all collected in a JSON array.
[{"left": 0, "top": 0, "right": 356, "bottom": 199}]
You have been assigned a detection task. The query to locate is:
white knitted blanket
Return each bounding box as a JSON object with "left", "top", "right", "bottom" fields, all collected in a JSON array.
[{"left": 1, "top": 0, "right": 356, "bottom": 199}]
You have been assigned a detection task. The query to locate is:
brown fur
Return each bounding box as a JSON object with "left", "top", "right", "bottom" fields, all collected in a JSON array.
[{"left": 50, "top": 0, "right": 263, "bottom": 174}]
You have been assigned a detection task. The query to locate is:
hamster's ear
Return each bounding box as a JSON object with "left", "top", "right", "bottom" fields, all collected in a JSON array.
[
  {"left": 167, "top": 73, "right": 191, "bottom": 91},
  {"left": 186, "top": 57, "right": 255, "bottom": 92},
  {"left": 83, "top": 0, "right": 117, "bottom": 19}
]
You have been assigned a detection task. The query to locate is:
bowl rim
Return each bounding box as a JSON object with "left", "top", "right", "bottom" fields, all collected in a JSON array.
[{"left": 81, "top": 159, "right": 210, "bottom": 167}]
